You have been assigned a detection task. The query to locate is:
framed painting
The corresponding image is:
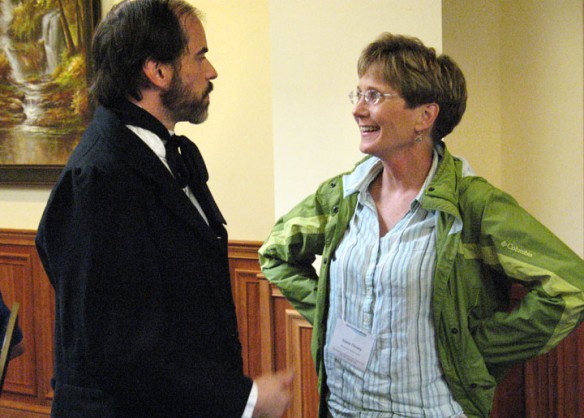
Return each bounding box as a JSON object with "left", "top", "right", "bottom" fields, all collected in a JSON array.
[{"left": 0, "top": 0, "right": 100, "bottom": 185}]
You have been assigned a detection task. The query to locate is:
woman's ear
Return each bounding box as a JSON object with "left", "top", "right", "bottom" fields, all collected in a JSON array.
[
  {"left": 417, "top": 103, "right": 440, "bottom": 132},
  {"left": 142, "top": 59, "right": 173, "bottom": 89}
]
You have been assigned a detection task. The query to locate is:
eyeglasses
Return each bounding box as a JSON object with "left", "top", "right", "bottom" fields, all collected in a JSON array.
[{"left": 348, "top": 89, "right": 399, "bottom": 105}]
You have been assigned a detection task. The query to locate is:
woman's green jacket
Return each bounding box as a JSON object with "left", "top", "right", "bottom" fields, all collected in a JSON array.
[{"left": 259, "top": 146, "right": 584, "bottom": 417}]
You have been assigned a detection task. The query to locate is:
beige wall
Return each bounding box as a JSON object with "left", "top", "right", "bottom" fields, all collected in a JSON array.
[
  {"left": 269, "top": 0, "right": 442, "bottom": 217},
  {"left": 0, "top": 0, "right": 275, "bottom": 241},
  {"left": 500, "top": 0, "right": 583, "bottom": 256},
  {"left": 444, "top": 0, "right": 583, "bottom": 256},
  {"left": 0, "top": 0, "right": 441, "bottom": 240},
  {"left": 442, "top": 1, "right": 502, "bottom": 186},
  {"left": 174, "top": 0, "right": 274, "bottom": 240},
  {"left": 1, "top": 0, "right": 582, "bottom": 257}
]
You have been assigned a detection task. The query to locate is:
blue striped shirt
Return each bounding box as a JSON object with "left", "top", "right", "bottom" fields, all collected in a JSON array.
[{"left": 324, "top": 151, "right": 464, "bottom": 417}]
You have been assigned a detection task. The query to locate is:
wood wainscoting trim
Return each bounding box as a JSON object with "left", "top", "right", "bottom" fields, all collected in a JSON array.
[
  {"left": 0, "top": 229, "right": 37, "bottom": 246},
  {"left": 2, "top": 229, "right": 583, "bottom": 417}
]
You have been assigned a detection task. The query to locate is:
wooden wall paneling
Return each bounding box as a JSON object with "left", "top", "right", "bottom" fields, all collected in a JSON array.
[
  {"left": 557, "top": 326, "right": 584, "bottom": 417},
  {"left": 258, "top": 273, "right": 321, "bottom": 418},
  {"left": 1, "top": 229, "right": 583, "bottom": 417},
  {"left": 524, "top": 324, "right": 584, "bottom": 418},
  {"left": 490, "top": 283, "right": 527, "bottom": 417},
  {"left": 491, "top": 362, "right": 525, "bottom": 418},
  {"left": 232, "top": 267, "right": 263, "bottom": 378},
  {"left": 269, "top": 286, "right": 294, "bottom": 373},
  {"left": 229, "top": 241, "right": 264, "bottom": 378},
  {"left": 578, "top": 326, "right": 584, "bottom": 417},
  {"left": 0, "top": 230, "right": 52, "bottom": 415},
  {"left": 33, "top": 255, "right": 54, "bottom": 405},
  {"left": 0, "top": 250, "right": 36, "bottom": 397},
  {"left": 285, "top": 309, "right": 318, "bottom": 418},
  {"left": 525, "top": 344, "right": 555, "bottom": 417},
  {"left": 258, "top": 277, "right": 275, "bottom": 374}
]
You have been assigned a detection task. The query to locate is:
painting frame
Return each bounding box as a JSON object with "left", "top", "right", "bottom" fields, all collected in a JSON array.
[{"left": 0, "top": 0, "right": 101, "bottom": 186}]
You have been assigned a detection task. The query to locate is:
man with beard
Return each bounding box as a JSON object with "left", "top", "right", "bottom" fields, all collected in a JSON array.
[{"left": 35, "top": 0, "right": 292, "bottom": 416}]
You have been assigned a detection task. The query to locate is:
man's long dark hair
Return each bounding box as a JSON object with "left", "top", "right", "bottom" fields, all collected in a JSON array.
[{"left": 89, "top": 0, "right": 200, "bottom": 107}]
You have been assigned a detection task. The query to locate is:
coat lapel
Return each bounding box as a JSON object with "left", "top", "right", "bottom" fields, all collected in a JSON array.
[{"left": 96, "top": 106, "right": 224, "bottom": 247}]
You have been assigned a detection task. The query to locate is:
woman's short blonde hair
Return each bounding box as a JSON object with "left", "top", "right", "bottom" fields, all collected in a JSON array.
[{"left": 358, "top": 33, "right": 467, "bottom": 142}]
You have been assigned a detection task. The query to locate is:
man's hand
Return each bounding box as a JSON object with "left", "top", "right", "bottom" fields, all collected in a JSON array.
[{"left": 252, "top": 369, "right": 294, "bottom": 418}]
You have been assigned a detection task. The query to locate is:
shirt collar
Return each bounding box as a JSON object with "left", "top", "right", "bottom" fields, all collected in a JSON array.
[
  {"left": 343, "top": 149, "right": 441, "bottom": 205},
  {"left": 125, "top": 125, "right": 171, "bottom": 160}
]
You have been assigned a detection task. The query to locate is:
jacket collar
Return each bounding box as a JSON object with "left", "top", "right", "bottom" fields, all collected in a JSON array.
[
  {"left": 339, "top": 144, "right": 475, "bottom": 222},
  {"left": 108, "top": 99, "right": 172, "bottom": 142},
  {"left": 421, "top": 144, "right": 474, "bottom": 219}
]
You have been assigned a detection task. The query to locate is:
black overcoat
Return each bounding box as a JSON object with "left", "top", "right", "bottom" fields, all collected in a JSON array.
[{"left": 36, "top": 106, "right": 252, "bottom": 417}]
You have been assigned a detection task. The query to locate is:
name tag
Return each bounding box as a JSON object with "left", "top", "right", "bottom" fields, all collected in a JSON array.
[{"left": 328, "top": 319, "right": 375, "bottom": 373}]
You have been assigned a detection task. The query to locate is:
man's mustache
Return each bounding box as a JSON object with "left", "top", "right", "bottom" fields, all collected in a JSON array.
[{"left": 205, "top": 82, "right": 214, "bottom": 97}]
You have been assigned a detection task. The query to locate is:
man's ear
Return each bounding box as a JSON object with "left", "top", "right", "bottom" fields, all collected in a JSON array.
[{"left": 142, "top": 58, "right": 173, "bottom": 89}]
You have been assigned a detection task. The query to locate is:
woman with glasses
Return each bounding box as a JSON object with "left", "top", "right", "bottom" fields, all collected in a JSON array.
[{"left": 259, "top": 33, "right": 584, "bottom": 418}]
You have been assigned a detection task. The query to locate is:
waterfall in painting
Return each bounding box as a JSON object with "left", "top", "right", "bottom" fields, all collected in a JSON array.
[
  {"left": 43, "top": 10, "right": 63, "bottom": 75},
  {"left": 0, "top": 0, "right": 89, "bottom": 166}
]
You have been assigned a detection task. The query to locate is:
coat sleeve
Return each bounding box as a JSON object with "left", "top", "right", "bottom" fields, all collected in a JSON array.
[
  {"left": 470, "top": 186, "right": 584, "bottom": 368},
  {"left": 259, "top": 188, "right": 331, "bottom": 325},
  {"left": 36, "top": 165, "right": 252, "bottom": 416}
]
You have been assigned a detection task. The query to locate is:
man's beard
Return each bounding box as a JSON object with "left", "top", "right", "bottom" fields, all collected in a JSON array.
[{"left": 161, "top": 75, "right": 213, "bottom": 125}]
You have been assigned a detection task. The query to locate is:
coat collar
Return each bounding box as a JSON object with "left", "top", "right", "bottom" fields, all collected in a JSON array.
[
  {"left": 421, "top": 144, "right": 474, "bottom": 220},
  {"left": 92, "top": 105, "right": 226, "bottom": 246}
]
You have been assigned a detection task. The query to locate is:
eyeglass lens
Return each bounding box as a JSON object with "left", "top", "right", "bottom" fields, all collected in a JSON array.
[{"left": 349, "top": 90, "right": 381, "bottom": 105}]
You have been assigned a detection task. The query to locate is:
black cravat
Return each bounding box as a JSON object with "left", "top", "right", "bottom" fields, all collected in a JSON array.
[
  {"left": 165, "top": 135, "right": 189, "bottom": 189},
  {"left": 168, "top": 134, "right": 227, "bottom": 227}
]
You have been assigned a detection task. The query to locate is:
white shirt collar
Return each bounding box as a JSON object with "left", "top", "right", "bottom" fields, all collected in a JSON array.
[
  {"left": 343, "top": 149, "right": 440, "bottom": 202},
  {"left": 126, "top": 125, "right": 170, "bottom": 160}
]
